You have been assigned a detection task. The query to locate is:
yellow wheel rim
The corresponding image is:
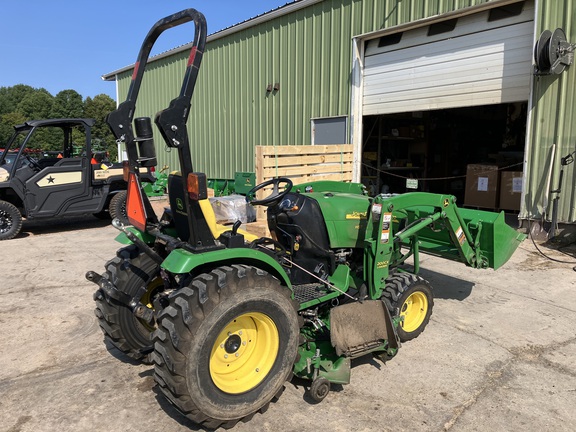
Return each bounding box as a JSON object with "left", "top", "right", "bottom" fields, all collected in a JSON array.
[
  {"left": 138, "top": 276, "right": 163, "bottom": 331},
  {"left": 210, "top": 312, "right": 279, "bottom": 394},
  {"left": 400, "top": 291, "right": 428, "bottom": 332}
]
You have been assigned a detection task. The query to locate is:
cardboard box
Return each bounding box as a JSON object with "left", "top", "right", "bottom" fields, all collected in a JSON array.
[
  {"left": 464, "top": 164, "right": 500, "bottom": 209},
  {"left": 499, "top": 171, "right": 523, "bottom": 211}
]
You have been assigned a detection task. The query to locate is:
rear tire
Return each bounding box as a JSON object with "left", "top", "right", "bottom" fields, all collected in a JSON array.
[
  {"left": 0, "top": 200, "right": 22, "bottom": 240},
  {"left": 152, "top": 265, "right": 300, "bottom": 429},
  {"left": 381, "top": 273, "right": 433, "bottom": 342},
  {"left": 109, "top": 191, "right": 129, "bottom": 225},
  {"left": 94, "top": 245, "right": 162, "bottom": 362}
]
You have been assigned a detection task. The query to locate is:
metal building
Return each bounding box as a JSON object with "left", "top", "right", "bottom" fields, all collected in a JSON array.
[{"left": 103, "top": 0, "right": 576, "bottom": 236}]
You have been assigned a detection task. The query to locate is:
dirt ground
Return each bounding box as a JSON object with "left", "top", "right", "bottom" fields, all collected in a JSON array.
[{"left": 2, "top": 208, "right": 576, "bottom": 432}]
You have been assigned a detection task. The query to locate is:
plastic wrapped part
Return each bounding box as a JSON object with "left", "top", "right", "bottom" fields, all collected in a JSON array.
[
  {"left": 209, "top": 194, "right": 256, "bottom": 224},
  {"left": 134, "top": 117, "right": 157, "bottom": 167}
]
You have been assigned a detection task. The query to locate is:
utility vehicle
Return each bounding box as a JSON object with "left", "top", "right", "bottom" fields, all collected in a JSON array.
[{"left": 0, "top": 118, "right": 154, "bottom": 239}]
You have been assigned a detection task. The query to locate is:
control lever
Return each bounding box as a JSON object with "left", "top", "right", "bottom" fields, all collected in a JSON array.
[{"left": 232, "top": 220, "right": 242, "bottom": 236}]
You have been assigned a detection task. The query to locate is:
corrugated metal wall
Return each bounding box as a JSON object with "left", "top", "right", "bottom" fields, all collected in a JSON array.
[
  {"left": 523, "top": 0, "right": 576, "bottom": 223},
  {"left": 114, "top": 0, "right": 576, "bottom": 224},
  {"left": 115, "top": 0, "right": 498, "bottom": 178}
]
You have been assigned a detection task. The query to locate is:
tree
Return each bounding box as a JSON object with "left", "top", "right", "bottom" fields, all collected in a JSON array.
[
  {"left": 0, "top": 85, "right": 120, "bottom": 156},
  {"left": 0, "top": 112, "right": 26, "bottom": 145},
  {"left": 0, "top": 86, "right": 53, "bottom": 145},
  {"left": 51, "top": 89, "right": 83, "bottom": 118},
  {"left": 0, "top": 84, "right": 36, "bottom": 115},
  {"left": 84, "top": 94, "right": 117, "bottom": 159},
  {"left": 17, "top": 89, "right": 54, "bottom": 119}
]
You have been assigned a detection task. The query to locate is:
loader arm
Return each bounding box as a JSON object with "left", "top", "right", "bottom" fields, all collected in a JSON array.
[{"left": 364, "top": 192, "right": 526, "bottom": 299}]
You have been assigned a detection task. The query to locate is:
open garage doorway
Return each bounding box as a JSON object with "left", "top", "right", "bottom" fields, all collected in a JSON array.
[{"left": 360, "top": 101, "right": 527, "bottom": 211}]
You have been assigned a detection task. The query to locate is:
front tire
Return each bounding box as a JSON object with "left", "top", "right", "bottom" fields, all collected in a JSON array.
[
  {"left": 0, "top": 200, "right": 22, "bottom": 240},
  {"left": 152, "top": 265, "right": 300, "bottom": 429},
  {"left": 94, "top": 245, "right": 162, "bottom": 362},
  {"left": 381, "top": 273, "right": 433, "bottom": 342}
]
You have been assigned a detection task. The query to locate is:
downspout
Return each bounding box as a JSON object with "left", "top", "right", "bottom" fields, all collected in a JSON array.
[{"left": 350, "top": 37, "right": 364, "bottom": 183}]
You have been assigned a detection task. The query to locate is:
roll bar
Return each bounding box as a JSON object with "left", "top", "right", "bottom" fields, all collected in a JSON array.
[
  {"left": 106, "top": 9, "right": 216, "bottom": 248},
  {"left": 106, "top": 8, "right": 207, "bottom": 177}
]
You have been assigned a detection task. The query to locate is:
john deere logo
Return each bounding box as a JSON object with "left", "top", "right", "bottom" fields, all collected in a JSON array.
[
  {"left": 345, "top": 211, "right": 367, "bottom": 220},
  {"left": 176, "top": 198, "right": 184, "bottom": 211}
]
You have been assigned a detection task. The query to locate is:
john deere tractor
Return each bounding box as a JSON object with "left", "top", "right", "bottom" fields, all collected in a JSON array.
[{"left": 86, "top": 9, "right": 525, "bottom": 429}]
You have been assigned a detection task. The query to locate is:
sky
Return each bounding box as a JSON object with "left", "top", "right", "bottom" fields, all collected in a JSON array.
[{"left": 0, "top": 1, "right": 292, "bottom": 99}]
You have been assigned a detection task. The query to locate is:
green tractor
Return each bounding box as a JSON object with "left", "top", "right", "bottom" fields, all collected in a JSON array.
[{"left": 86, "top": 9, "right": 526, "bottom": 429}]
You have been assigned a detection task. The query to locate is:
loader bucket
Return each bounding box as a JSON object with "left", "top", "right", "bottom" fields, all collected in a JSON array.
[
  {"left": 402, "top": 207, "right": 525, "bottom": 270},
  {"left": 457, "top": 208, "right": 526, "bottom": 270}
]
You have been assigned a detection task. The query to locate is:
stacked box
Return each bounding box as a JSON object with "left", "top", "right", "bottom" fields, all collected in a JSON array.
[
  {"left": 464, "top": 164, "right": 500, "bottom": 209},
  {"left": 499, "top": 171, "right": 523, "bottom": 211}
]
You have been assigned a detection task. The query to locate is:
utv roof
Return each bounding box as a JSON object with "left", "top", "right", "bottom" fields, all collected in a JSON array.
[{"left": 15, "top": 118, "right": 96, "bottom": 130}]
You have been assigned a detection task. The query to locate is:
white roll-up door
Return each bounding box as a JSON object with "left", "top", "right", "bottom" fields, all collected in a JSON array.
[{"left": 362, "top": 1, "right": 534, "bottom": 115}]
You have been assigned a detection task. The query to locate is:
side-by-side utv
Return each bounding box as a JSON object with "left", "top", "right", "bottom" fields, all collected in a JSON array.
[{"left": 0, "top": 118, "right": 154, "bottom": 240}]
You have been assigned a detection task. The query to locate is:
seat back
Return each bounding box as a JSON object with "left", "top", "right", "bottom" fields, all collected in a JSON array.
[
  {"left": 167, "top": 173, "right": 192, "bottom": 241},
  {"left": 167, "top": 173, "right": 258, "bottom": 242}
]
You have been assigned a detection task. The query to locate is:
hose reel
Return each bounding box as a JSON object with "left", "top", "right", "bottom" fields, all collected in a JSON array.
[{"left": 534, "top": 28, "right": 575, "bottom": 75}]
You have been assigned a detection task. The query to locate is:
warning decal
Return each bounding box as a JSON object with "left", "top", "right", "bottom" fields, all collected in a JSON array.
[
  {"left": 380, "top": 213, "right": 392, "bottom": 244},
  {"left": 456, "top": 226, "right": 466, "bottom": 245}
]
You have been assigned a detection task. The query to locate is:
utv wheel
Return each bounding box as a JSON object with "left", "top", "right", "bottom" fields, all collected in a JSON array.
[
  {"left": 94, "top": 245, "right": 162, "bottom": 362},
  {"left": 0, "top": 200, "right": 22, "bottom": 240},
  {"left": 109, "top": 191, "right": 129, "bottom": 225},
  {"left": 381, "top": 273, "right": 433, "bottom": 342},
  {"left": 152, "top": 265, "right": 300, "bottom": 429}
]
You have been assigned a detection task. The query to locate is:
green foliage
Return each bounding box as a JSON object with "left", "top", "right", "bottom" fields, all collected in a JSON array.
[
  {"left": 84, "top": 94, "right": 117, "bottom": 159},
  {"left": 17, "top": 89, "right": 53, "bottom": 119},
  {"left": 0, "top": 84, "right": 36, "bottom": 114},
  {"left": 0, "top": 112, "right": 26, "bottom": 146},
  {"left": 0, "top": 85, "right": 116, "bottom": 158},
  {"left": 51, "top": 89, "right": 83, "bottom": 118}
]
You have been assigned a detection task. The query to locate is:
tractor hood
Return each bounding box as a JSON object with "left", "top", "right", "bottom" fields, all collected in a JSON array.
[{"left": 304, "top": 191, "right": 372, "bottom": 249}]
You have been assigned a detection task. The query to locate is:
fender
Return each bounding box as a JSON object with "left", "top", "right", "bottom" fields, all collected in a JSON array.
[
  {"left": 162, "top": 247, "right": 292, "bottom": 290},
  {"left": 114, "top": 227, "right": 157, "bottom": 245}
]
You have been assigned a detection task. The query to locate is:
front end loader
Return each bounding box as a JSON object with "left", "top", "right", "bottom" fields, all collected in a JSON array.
[{"left": 86, "top": 8, "right": 526, "bottom": 429}]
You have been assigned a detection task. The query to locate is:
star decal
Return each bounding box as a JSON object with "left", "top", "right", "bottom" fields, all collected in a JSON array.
[{"left": 47, "top": 176, "right": 56, "bottom": 184}]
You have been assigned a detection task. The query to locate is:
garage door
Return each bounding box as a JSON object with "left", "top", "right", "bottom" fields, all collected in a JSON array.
[{"left": 362, "top": 1, "right": 534, "bottom": 115}]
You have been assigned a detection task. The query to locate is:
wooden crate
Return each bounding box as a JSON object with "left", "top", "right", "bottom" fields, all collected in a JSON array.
[{"left": 254, "top": 144, "right": 353, "bottom": 220}]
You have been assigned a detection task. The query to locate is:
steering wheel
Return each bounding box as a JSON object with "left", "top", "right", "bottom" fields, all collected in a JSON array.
[
  {"left": 25, "top": 155, "right": 42, "bottom": 171},
  {"left": 246, "top": 177, "right": 293, "bottom": 207}
]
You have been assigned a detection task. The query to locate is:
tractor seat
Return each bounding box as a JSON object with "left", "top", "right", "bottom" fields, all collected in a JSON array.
[{"left": 167, "top": 173, "right": 258, "bottom": 243}]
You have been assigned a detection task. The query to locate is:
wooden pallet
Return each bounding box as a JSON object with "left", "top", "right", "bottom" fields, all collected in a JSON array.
[{"left": 254, "top": 144, "right": 353, "bottom": 220}]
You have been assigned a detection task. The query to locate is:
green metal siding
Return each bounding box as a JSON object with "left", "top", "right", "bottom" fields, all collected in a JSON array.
[
  {"left": 114, "top": 0, "right": 576, "bottom": 224},
  {"left": 524, "top": 0, "right": 576, "bottom": 223},
  {"left": 115, "top": 0, "right": 498, "bottom": 179}
]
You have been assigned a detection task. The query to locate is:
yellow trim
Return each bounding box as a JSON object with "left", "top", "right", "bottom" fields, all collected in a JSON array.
[
  {"left": 138, "top": 276, "right": 164, "bottom": 332},
  {"left": 210, "top": 312, "right": 279, "bottom": 394},
  {"left": 36, "top": 171, "right": 82, "bottom": 187},
  {"left": 399, "top": 291, "right": 428, "bottom": 332},
  {"left": 199, "top": 199, "right": 259, "bottom": 242},
  {"left": 93, "top": 167, "right": 123, "bottom": 180}
]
